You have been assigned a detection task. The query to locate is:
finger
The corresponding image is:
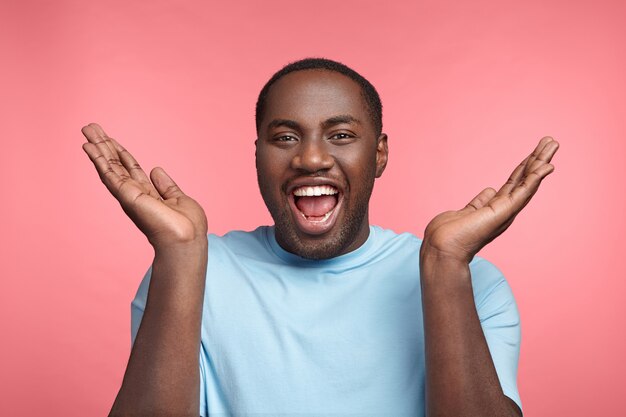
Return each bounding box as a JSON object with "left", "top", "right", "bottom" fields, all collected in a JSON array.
[
  {"left": 495, "top": 156, "right": 530, "bottom": 197},
  {"left": 508, "top": 163, "right": 555, "bottom": 208},
  {"left": 108, "top": 138, "right": 161, "bottom": 199},
  {"left": 82, "top": 142, "right": 126, "bottom": 198},
  {"left": 81, "top": 123, "right": 129, "bottom": 179},
  {"left": 497, "top": 137, "right": 559, "bottom": 197},
  {"left": 524, "top": 136, "right": 554, "bottom": 175},
  {"left": 462, "top": 187, "right": 497, "bottom": 211},
  {"left": 526, "top": 140, "right": 559, "bottom": 173},
  {"left": 486, "top": 161, "right": 555, "bottom": 229},
  {"left": 82, "top": 123, "right": 116, "bottom": 154},
  {"left": 90, "top": 123, "right": 125, "bottom": 171},
  {"left": 87, "top": 122, "right": 108, "bottom": 138},
  {"left": 150, "top": 167, "right": 185, "bottom": 200}
]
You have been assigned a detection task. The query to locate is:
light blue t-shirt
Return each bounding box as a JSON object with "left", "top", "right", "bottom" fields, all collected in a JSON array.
[{"left": 131, "top": 225, "right": 522, "bottom": 416}]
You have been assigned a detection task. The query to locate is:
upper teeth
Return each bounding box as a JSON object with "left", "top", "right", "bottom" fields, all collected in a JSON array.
[{"left": 293, "top": 185, "right": 338, "bottom": 197}]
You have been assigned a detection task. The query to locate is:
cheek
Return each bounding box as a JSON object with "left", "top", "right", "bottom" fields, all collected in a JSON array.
[
  {"left": 338, "top": 148, "right": 378, "bottom": 180},
  {"left": 256, "top": 150, "right": 278, "bottom": 179},
  {"left": 257, "top": 145, "right": 291, "bottom": 172},
  {"left": 256, "top": 152, "right": 287, "bottom": 203},
  {"left": 255, "top": 147, "right": 267, "bottom": 170}
]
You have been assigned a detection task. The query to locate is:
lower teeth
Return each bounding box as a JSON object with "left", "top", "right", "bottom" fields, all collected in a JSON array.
[{"left": 302, "top": 210, "right": 333, "bottom": 222}]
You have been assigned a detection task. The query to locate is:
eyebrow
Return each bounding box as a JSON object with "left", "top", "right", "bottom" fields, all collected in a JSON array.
[
  {"left": 267, "top": 119, "right": 301, "bottom": 131},
  {"left": 321, "top": 115, "right": 361, "bottom": 129},
  {"left": 267, "top": 115, "right": 361, "bottom": 131}
]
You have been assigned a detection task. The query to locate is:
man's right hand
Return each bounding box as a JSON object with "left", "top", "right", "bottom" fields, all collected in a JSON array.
[
  {"left": 83, "top": 123, "right": 207, "bottom": 416},
  {"left": 81, "top": 123, "right": 208, "bottom": 249}
]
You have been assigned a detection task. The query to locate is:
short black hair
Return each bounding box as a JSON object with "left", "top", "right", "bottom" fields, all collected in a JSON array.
[{"left": 255, "top": 58, "right": 383, "bottom": 136}]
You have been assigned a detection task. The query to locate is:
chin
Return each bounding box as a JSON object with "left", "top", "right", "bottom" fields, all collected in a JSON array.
[
  {"left": 285, "top": 235, "right": 348, "bottom": 260},
  {"left": 274, "top": 208, "right": 367, "bottom": 260}
]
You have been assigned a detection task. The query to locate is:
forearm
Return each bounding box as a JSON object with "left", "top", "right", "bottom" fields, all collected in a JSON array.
[
  {"left": 110, "top": 239, "right": 208, "bottom": 417},
  {"left": 420, "top": 250, "right": 519, "bottom": 417}
]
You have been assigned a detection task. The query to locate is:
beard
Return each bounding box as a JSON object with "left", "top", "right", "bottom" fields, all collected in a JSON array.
[
  {"left": 274, "top": 195, "right": 370, "bottom": 260},
  {"left": 258, "top": 174, "right": 375, "bottom": 260}
]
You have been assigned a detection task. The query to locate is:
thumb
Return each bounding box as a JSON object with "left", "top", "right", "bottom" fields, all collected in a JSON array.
[
  {"left": 150, "top": 167, "right": 185, "bottom": 200},
  {"left": 462, "top": 187, "right": 496, "bottom": 211}
]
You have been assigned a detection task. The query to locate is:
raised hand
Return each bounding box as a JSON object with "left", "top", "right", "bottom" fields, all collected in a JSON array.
[
  {"left": 81, "top": 123, "right": 207, "bottom": 249},
  {"left": 421, "top": 136, "right": 559, "bottom": 264}
]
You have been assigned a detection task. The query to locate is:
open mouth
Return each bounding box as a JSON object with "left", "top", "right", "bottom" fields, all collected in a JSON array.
[{"left": 288, "top": 184, "right": 343, "bottom": 235}]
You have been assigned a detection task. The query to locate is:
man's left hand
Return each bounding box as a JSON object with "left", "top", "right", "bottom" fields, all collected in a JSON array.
[{"left": 421, "top": 136, "right": 559, "bottom": 265}]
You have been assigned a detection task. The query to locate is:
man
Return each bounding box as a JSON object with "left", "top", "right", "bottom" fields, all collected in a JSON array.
[{"left": 82, "top": 58, "right": 559, "bottom": 416}]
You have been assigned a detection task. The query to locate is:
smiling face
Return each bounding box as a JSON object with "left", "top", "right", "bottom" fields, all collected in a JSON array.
[{"left": 255, "top": 69, "right": 388, "bottom": 259}]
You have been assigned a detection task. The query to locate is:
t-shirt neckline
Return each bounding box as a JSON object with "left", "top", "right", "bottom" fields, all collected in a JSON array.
[{"left": 263, "top": 225, "right": 377, "bottom": 268}]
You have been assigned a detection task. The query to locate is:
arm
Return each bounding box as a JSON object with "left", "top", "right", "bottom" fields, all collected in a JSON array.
[
  {"left": 82, "top": 123, "right": 208, "bottom": 416},
  {"left": 420, "top": 136, "right": 559, "bottom": 417}
]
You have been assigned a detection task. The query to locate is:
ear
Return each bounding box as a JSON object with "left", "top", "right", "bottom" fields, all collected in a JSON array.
[
  {"left": 375, "top": 133, "right": 388, "bottom": 178},
  {"left": 254, "top": 138, "right": 258, "bottom": 157}
]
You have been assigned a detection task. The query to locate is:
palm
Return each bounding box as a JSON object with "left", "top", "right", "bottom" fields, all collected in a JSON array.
[
  {"left": 82, "top": 123, "right": 207, "bottom": 247},
  {"left": 423, "top": 137, "right": 559, "bottom": 263}
]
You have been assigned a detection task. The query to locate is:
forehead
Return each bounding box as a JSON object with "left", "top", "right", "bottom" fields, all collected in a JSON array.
[{"left": 262, "top": 70, "right": 370, "bottom": 129}]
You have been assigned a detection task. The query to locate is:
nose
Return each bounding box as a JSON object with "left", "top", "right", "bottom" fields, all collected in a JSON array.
[{"left": 290, "top": 138, "right": 334, "bottom": 173}]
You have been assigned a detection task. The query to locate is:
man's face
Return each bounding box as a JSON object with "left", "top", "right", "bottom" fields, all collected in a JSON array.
[{"left": 256, "top": 69, "right": 388, "bottom": 259}]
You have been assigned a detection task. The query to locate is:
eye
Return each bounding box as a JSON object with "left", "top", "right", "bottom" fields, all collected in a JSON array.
[
  {"left": 273, "top": 135, "right": 298, "bottom": 142},
  {"left": 328, "top": 132, "right": 355, "bottom": 141}
]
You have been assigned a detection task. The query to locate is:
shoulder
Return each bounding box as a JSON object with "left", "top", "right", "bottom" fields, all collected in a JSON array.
[
  {"left": 369, "top": 225, "right": 422, "bottom": 252},
  {"left": 209, "top": 226, "right": 268, "bottom": 246},
  {"left": 208, "top": 226, "right": 271, "bottom": 258}
]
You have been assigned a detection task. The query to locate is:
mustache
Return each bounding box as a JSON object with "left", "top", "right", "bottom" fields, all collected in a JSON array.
[{"left": 282, "top": 173, "right": 345, "bottom": 194}]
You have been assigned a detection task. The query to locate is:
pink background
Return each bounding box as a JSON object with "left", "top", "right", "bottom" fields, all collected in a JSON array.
[{"left": 1, "top": 0, "right": 624, "bottom": 415}]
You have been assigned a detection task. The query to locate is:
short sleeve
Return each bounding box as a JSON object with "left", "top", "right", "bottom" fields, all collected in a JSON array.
[
  {"left": 470, "top": 257, "right": 522, "bottom": 412},
  {"left": 198, "top": 342, "right": 210, "bottom": 416}
]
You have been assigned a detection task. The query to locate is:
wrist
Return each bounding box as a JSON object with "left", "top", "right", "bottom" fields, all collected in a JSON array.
[
  {"left": 153, "top": 236, "right": 208, "bottom": 259},
  {"left": 150, "top": 237, "right": 208, "bottom": 289},
  {"left": 420, "top": 235, "right": 475, "bottom": 263},
  {"left": 420, "top": 241, "right": 469, "bottom": 266},
  {"left": 420, "top": 246, "right": 472, "bottom": 289}
]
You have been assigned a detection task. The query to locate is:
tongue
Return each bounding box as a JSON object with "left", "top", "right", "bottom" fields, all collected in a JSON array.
[{"left": 295, "top": 196, "right": 337, "bottom": 217}]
